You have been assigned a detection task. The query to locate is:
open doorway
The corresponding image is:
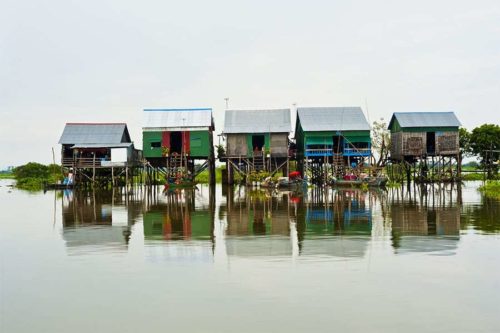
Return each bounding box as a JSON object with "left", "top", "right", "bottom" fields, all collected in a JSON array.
[
  {"left": 171, "top": 131, "right": 183, "bottom": 154},
  {"left": 426, "top": 132, "right": 435, "bottom": 155},
  {"left": 332, "top": 136, "right": 344, "bottom": 154},
  {"left": 252, "top": 135, "right": 265, "bottom": 152}
]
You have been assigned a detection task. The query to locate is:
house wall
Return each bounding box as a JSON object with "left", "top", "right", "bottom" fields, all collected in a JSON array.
[
  {"left": 143, "top": 131, "right": 163, "bottom": 158},
  {"left": 390, "top": 130, "right": 459, "bottom": 159},
  {"left": 226, "top": 134, "right": 248, "bottom": 157},
  {"left": 270, "top": 133, "right": 288, "bottom": 157},
  {"left": 435, "top": 131, "right": 459, "bottom": 155},
  {"left": 143, "top": 129, "right": 212, "bottom": 158},
  {"left": 227, "top": 133, "right": 288, "bottom": 157},
  {"left": 391, "top": 132, "right": 426, "bottom": 159}
]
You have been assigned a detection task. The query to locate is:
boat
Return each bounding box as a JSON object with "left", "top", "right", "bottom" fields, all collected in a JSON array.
[
  {"left": 258, "top": 176, "right": 306, "bottom": 190},
  {"left": 43, "top": 183, "right": 75, "bottom": 190}
]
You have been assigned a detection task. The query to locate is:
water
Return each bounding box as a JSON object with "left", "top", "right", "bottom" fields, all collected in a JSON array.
[{"left": 1, "top": 180, "right": 500, "bottom": 332}]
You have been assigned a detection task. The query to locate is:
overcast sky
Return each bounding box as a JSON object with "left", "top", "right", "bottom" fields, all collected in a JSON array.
[{"left": 1, "top": 0, "right": 500, "bottom": 167}]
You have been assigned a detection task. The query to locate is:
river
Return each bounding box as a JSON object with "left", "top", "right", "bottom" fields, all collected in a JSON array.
[{"left": 1, "top": 180, "right": 499, "bottom": 332}]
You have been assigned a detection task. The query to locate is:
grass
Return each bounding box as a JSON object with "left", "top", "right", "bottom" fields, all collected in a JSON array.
[
  {"left": 479, "top": 180, "right": 500, "bottom": 200},
  {"left": 0, "top": 173, "right": 14, "bottom": 179},
  {"left": 462, "top": 172, "right": 485, "bottom": 181},
  {"left": 195, "top": 166, "right": 225, "bottom": 183}
]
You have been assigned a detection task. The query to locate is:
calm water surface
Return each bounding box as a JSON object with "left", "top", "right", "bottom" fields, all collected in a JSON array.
[{"left": 1, "top": 180, "right": 500, "bottom": 332}]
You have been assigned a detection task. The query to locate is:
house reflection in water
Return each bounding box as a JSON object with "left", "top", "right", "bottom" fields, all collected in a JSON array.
[
  {"left": 295, "top": 189, "right": 374, "bottom": 258},
  {"left": 142, "top": 187, "right": 215, "bottom": 263},
  {"left": 222, "top": 186, "right": 293, "bottom": 257},
  {"left": 221, "top": 187, "right": 375, "bottom": 259},
  {"left": 389, "top": 185, "right": 461, "bottom": 254},
  {"left": 61, "top": 189, "right": 142, "bottom": 255}
]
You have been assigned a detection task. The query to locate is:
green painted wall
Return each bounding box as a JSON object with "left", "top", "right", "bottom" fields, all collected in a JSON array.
[
  {"left": 302, "top": 130, "right": 371, "bottom": 149},
  {"left": 189, "top": 130, "right": 210, "bottom": 157},
  {"left": 246, "top": 133, "right": 270, "bottom": 157},
  {"left": 143, "top": 130, "right": 212, "bottom": 158},
  {"left": 143, "top": 131, "right": 163, "bottom": 158}
]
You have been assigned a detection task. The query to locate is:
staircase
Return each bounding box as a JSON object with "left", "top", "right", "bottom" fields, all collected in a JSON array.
[
  {"left": 332, "top": 154, "right": 345, "bottom": 178},
  {"left": 167, "top": 155, "right": 185, "bottom": 178},
  {"left": 253, "top": 151, "right": 265, "bottom": 171}
]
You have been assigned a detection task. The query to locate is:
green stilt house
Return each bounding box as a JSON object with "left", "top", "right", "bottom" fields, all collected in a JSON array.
[
  {"left": 142, "top": 108, "right": 215, "bottom": 184},
  {"left": 295, "top": 107, "right": 371, "bottom": 178}
]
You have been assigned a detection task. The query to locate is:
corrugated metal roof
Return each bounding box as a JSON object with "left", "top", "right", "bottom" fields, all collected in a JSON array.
[
  {"left": 71, "top": 143, "right": 133, "bottom": 149},
  {"left": 59, "top": 123, "right": 129, "bottom": 144},
  {"left": 143, "top": 108, "right": 212, "bottom": 129},
  {"left": 389, "top": 112, "right": 461, "bottom": 129},
  {"left": 297, "top": 107, "right": 370, "bottom": 132},
  {"left": 224, "top": 109, "right": 291, "bottom": 133}
]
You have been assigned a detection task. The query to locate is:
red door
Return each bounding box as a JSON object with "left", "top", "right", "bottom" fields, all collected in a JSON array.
[
  {"left": 182, "top": 131, "right": 190, "bottom": 154},
  {"left": 162, "top": 132, "right": 170, "bottom": 156}
]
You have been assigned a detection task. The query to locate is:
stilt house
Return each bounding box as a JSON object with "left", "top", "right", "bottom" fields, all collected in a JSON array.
[
  {"left": 295, "top": 107, "right": 371, "bottom": 161},
  {"left": 59, "top": 123, "right": 139, "bottom": 168},
  {"left": 388, "top": 112, "right": 461, "bottom": 160},
  {"left": 224, "top": 108, "right": 291, "bottom": 158},
  {"left": 142, "top": 108, "right": 215, "bottom": 184},
  {"left": 223, "top": 108, "right": 291, "bottom": 182}
]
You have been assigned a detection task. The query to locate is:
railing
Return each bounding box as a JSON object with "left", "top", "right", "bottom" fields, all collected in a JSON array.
[
  {"left": 61, "top": 157, "right": 110, "bottom": 168},
  {"left": 343, "top": 147, "right": 371, "bottom": 156},
  {"left": 305, "top": 148, "right": 333, "bottom": 157}
]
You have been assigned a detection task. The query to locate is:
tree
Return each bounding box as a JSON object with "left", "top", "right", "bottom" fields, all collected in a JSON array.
[
  {"left": 470, "top": 124, "right": 500, "bottom": 178},
  {"left": 371, "top": 118, "right": 391, "bottom": 167},
  {"left": 458, "top": 127, "right": 472, "bottom": 174}
]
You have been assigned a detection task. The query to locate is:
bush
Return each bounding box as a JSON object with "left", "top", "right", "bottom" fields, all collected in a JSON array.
[
  {"left": 479, "top": 180, "right": 500, "bottom": 200},
  {"left": 13, "top": 162, "right": 63, "bottom": 190}
]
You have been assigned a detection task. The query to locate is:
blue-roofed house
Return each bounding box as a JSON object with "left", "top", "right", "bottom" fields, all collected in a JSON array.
[{"left": 388, "top": 112, "right": 461, "bottom": 160}]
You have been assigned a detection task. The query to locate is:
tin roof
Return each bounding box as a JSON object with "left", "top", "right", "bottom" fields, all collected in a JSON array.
[
  {"left": 59, "top": 123, "right": 131, "bottom": 144},
  {"left": 143, "top": 108, "right": 213, "bottom": 129},
  {"left": 297, "top": 107, "right": 370, "bottom": 132},
  {"left": 389, "top": 112, "right": 461, "bottom": 129},
  {"left": 224, "top": 109, "right": 291, "bottom": 134},
  {"left": 71, "top": 143, "right": 133, "bottom": 149}
]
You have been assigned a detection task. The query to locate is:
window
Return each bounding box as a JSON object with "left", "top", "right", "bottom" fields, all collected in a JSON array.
[{"left": 151, "top": 142, "right": 161, "bottom": 148}]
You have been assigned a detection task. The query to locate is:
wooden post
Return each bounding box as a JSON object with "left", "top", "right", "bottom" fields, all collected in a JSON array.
[
  {"left": 92, "top": 154, "right": 96, "bottom": 186},
  {"left": 126, "top": 167, "right": 129, "bottom": 191}
]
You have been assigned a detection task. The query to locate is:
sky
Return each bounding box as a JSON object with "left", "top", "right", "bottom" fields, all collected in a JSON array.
[{"left": 1, "top": 0, "right": 500, "bottom": 168}]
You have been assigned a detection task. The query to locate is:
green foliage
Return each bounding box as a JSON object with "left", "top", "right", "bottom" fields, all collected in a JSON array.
[
  {"left": 13, "top": 162, "right": 63, "bottom": 190},
  {"left": 14, "top": 162, "right": 50, "bottom": 179},
  {"left": 470, "top": 124, "right": 500, "bottom": 164},
  {"left": 0, "top": 173, "right": 14, "bottom": 179},
  {"left": 247, "top": 171, "right": 270, "bottom": 183},
  {"left": 479, "top": 181, "right": 500, "bottom": 200},
  {"left": 459, "top": 127, "right": 473, "bottom": 158},
  {"left": 216, "top": 145, "right": 226, "bottom": 158},
  {"left": 462, "top": 173, "right": 485, "bottom": 181},
  {"left": 195, "top": 166, "right": 225, "bottom": 183}
]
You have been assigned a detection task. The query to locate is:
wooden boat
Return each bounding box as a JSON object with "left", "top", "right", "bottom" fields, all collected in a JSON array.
[
  {"left": 257, "top": 177, "right": 306, "bottom": 190},
  {"left": 43, "top": 183, "right": 75, "bottom": 190}
]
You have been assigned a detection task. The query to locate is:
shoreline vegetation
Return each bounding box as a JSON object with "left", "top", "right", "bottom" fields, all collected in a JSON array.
[
  {"left": 479, "top": 181, "right": 500, "bottom": 200},
  {"left": 5, "top": 162, "right": 500, "bottom": 198}
]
